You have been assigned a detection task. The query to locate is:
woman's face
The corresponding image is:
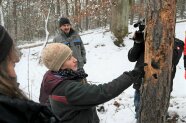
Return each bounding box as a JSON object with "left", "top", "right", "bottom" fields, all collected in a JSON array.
[
  {"left": 61, "top": 55, "right": 78, "bottom": 71},
  {"left": 7, "top": 49, "right": 20, "bottom": 78}
]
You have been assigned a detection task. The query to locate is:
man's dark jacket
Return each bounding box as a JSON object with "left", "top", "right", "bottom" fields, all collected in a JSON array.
[{"left": 128, "top": 39, "right": 184, "bottom": 91}]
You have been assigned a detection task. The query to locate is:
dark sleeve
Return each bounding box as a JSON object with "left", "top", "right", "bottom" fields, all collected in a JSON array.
[
  {"left": 80, "top": 37, "right": 86, "bottom": 63},
  {"left": 184, "top": 38, "right": 186, "bottom": 69},
  {"left": 128, "top": 42, "right": 144, "bottom": 62},
  {"left": 184, "top": 55, "right": 186, "bottom": 69},
  {"left": 64, "top": 73, "right": 133, "bottom": 106},
  {"left": 172, "top": 38, "right": 184, "bottom": 66}
]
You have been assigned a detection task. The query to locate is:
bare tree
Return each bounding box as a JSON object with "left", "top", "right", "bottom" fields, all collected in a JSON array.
[
  {"left": 85, "top": 0, "right": 89, "bottom": 30},
  {"left": 12, "top": 0, "right": 17, "bottom": 41},
  {"left": 64, "top": 0, "right": 69, "bottom": 16},
  {"left": 139, "top": 0, "right": 177, "bottom": 123},
  {"left": 180, "top": 0, "right": 186, "bottom": 19},
  {"left": 0, "top": 0, "right": 4, "bottom": 26},
  {"left": 129, "top": 0, "right": 135, "bottom": 25},
  {"left": 110, "top": 0, "right": 130, "bottom": 47},
  {"left": 1, "top": 0, "right": 185, "bottom": 43}
]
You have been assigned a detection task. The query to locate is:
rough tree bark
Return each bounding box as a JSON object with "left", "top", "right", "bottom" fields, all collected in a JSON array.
[{"left": 138, "top": 0, "right": 177, "bottom": 123}]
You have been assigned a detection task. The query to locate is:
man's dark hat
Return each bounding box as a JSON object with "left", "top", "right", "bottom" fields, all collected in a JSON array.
[
  {"left": 0, "top": 25, "right": 13, "bottom": 63},
  {"left": 59, "top": 17, "right": 70, "bottom": 27}
]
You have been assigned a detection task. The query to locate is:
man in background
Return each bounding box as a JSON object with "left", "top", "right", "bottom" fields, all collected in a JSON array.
[{"left": 53, "top": 17, "right": 86, "bottom": 70}]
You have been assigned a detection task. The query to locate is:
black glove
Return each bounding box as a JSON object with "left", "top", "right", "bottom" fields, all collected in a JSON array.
[
  {"left": 132, "top": 31, "right": 144, "bottom": 43},
  {"left": 133, "top": 78, "right": 142, "bottom": 90},
  {"left": 125, "top": 63, "right": 147, "bottom": 89}
]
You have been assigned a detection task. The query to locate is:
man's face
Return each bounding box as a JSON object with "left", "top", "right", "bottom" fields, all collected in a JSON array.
[{"left": 60, "top": 24, "right": 71, "bottom": 34}]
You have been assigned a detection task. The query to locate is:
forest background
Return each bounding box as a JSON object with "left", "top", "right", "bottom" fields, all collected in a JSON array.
[
  {"left": 1, "top": 0, "right": 186, "bottom": 122},
  {"left": 0, "top": 0, "right": 185, "bottom": 45}
]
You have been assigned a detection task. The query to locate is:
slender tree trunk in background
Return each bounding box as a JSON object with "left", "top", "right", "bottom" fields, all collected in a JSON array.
[
  {"left": 24, "top": 0, "right": 31, "bottom": 41},
  {"left": 0, "top": 0, "right": 5, "bottom": 26},
  {"left": 64, "top": 0, "right": 69, "bottom": 17},
  {"left": 74, "top": 0, "right": 81, "bottom": 31},
  {"left": 54, "top": 0, "right": 60, "bottom": 32},
  {"left": 139, "top": 0, "right": 177, "bottom": 123},
  {"left": 85, "top": 0, "right": 89, "bottom": 30},
  {"left": 78, "top": 0, "right": 81, "bottom": 30},
  {"left": 138, "top": 0, "right": 144, "bottom": 20},
  {"left": 130, "top": 0, "right": 135, "bottom": 25},
  {"left": 102, "top": 0, "right": 109, "bottom": 28},
  {"left": 180, "top": 0, "right": 186, "bottom": 19},
  {"left": 13, "top": 1, "right": 17, "bottom": 42},
  {"left": 56, "top": 0, "right": 60, "bottom": 16},
  {"left": 1, "top": 0, "right": 185, "bottom": 42},
  {"left": 111, "top": 0, "right": 129, "bottom": 47},
  {"left": 96, "top": 0, "right": 101, "bottom": 27}
]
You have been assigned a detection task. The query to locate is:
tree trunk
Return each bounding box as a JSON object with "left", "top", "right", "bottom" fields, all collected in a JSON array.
[
  {"left": 56, "top": 0, "right": 60, "bottom": 16},
  {"left": 65, "top": 0, "right": 69, "bottom": 17},
  {"left": 12, "top": 1, "right": 17, "bottom": 42},
  {"left": 180, "top": 0, "right": 186, "bottom": 19},
  {"left": 129, "top": 0, "right": 135, "bottom": 25},
  {"left": 85, "top": 0, "right": 89, "bottom": 30},
  {"left": 0, "top": 0, "right": 4, "bottom": 26},
  {"left": 111, "top": 0, "right": 129, "bottom": 47},
  {"left": 139, "top": 0, "right": 177, "bottom": 123}
]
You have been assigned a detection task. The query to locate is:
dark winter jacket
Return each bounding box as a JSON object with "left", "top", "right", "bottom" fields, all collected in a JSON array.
[
  {"left": 39, "top": 69, "right": 88, "bottom": 106},
  {"left": 53, "top": 29, "right": 86, "bottom": 69},
  {"left": 42, "top": 69, "right": 138, "bottom": 123},
  {"left": 128, "top": 42, "right": 144, "bottom": 68},
  {"left": 0, "top": 94, "right": 58, "bottom": 123},
  {"left": 39, "top": 70, "right": 64, "bottom": 106},
  {"left": 128, "top": 38, "right": 184, "bottom": 91}
]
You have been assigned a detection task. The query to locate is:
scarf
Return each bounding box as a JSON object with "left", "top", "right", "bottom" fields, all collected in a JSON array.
[{"left": 53, "top": 69, "right": 88, "bottom": 80}]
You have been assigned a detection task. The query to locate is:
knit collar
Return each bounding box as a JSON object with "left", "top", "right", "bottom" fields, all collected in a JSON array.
[{"left": 53, "top": 69, "right": 88, "bottom": 80}]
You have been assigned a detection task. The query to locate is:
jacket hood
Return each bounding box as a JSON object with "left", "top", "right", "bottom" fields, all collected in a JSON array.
[{"left": 39, "top": 70, "right": 64, "bottom": 105}]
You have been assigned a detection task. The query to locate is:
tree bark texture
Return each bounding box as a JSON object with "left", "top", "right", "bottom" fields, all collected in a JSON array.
[{"left": 139, "top": 0, "right": 176, "bottom": 123}]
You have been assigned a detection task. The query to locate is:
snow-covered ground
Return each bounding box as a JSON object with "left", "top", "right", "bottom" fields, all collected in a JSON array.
[{"left": 16, "top": 22, "right": 186, "bottom": 123}]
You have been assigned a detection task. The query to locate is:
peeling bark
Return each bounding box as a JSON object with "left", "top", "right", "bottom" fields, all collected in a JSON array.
[{"left": 139, "top": 0, "right": 177, "bottom": 123}]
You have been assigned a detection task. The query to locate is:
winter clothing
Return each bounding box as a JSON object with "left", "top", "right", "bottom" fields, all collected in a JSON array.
[
  {"left": 184, "top": 31, "right": 186, "bottom": 79},
  {"left": 0, "top": 25, "right": 13, "bottom": 63},
  {"left": 39, "top": 70, "right": 64, "bottom": 106},
  {"left": 39, "top": 69, "right": 87, "bottom": 106},
  {"left": 172, "top": 38, "right": 184, "bottom": 82},
  {"left": 59, "top": 17, "right": 71, "bottom": 27},
  {"left": 134, "top": 89, "right": 140, "bottom": 119},
  {"left": 0, "top": 94, "right": 58, "bottom": 123},
  {"left": 39, "top": 68, "right": 144, "bottom": 123},
  {"left": 42, "top": 43, "right": 72, "bottom": 72},
  {"left": 53, "top": 28, "right": 86, "bottom": 69}
]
